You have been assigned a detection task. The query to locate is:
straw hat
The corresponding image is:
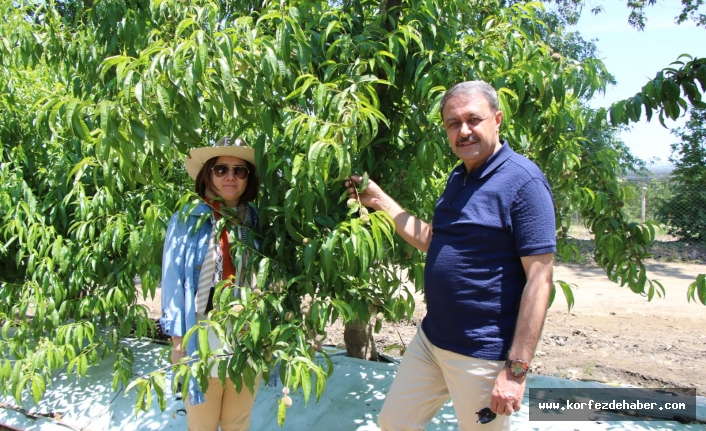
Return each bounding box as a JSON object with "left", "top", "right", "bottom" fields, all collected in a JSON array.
[{"left": 184, "top": 137, "right": 256, "bottom": 180}]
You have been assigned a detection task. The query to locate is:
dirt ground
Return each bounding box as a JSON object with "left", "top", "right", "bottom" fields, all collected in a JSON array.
[
  {"left": 538, "top": 261, "right": 706, "bottom": 395},
  {"left": 326, "top": 260, "right": 706, "bottom": 396}
]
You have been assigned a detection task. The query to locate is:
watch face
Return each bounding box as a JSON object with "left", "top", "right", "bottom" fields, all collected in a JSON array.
[{"left": 509, "top": 360, "right": 528, "bottom": 377}]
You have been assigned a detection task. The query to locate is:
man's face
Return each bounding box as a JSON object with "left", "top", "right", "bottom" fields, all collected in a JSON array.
[{"left": 442, "top": 93, "right": 503, "bottom": 172}]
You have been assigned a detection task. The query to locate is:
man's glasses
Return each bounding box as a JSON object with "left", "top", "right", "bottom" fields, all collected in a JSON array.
[
  {"left": 212, "top": 164, "right": 249, "bottom": 179},
  {"left": 476, "top": 407, "right": 497, "bottom": 424}
]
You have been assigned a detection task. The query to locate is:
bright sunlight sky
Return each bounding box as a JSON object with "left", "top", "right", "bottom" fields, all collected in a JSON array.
[{"left": 571, "top": 1, "right": 706, "bottom": 168}]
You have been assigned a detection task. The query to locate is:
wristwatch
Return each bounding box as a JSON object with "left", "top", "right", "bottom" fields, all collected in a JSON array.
[{"left": 505, "top": 359, "right": 529, "bottom": 378}]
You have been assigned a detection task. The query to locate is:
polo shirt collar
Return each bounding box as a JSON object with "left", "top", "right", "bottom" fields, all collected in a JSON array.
[{"left": 461, "top": 139, "right": 513, "bottom": 179}]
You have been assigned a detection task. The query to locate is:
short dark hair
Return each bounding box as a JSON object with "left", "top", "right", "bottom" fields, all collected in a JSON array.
[
  {"left": 194, "top": 157, "right": 260, "bottom": 205},
  {"left": 440, "top": 81, "right": 499, "bottom": 121}
]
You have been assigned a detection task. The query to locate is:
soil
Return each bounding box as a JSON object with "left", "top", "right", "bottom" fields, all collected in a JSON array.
[{"left": 140, "top": 255, "right": 706, "bottom": 397}]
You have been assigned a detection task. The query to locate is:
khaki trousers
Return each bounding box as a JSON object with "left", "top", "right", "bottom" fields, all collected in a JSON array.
[
  {"left": 186, "top": 376, "right": 261, "bottom": 431},
  {"left": 378, "top": 329, "right": 511, "bottom": 431}
]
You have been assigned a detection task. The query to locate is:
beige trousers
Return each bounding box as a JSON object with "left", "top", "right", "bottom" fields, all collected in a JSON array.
[
  {"left": 378, "top": 329, "right": 511, "bottom": 431},
  {"left": 185, "top": 376, "right": 261, "bottom": 431}
]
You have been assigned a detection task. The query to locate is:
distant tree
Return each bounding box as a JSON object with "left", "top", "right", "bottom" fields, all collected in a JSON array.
[
  {"left": 623, "top": 0, "right": 706, "bottom": 29},
  {"left": 529, "top": 0, "right": 706, "bottom": 29},
  {"left": 654, "top": 107, "right": 706, "bottom": 243},
  {"left": 670, "top": 107, "right": 706, "bottom": 184}
]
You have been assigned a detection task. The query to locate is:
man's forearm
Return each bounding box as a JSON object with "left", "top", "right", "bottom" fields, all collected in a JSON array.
[
  {"left": 490, "top": 253, "right": 553, "bottom": 418},
  {"left": 381, "top": 198, "right": 433, "bottom": 253},
  {"left": 507, "top": 253, "right": 554, "bottom": 363}
]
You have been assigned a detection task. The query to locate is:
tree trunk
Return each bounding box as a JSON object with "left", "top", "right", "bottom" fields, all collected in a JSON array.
[{"left": 344, "top": 318, "right": 379, "bottom": 360}]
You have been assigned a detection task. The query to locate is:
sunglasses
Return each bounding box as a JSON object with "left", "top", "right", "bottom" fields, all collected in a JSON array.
[
  {"left": 211, "top": 164, "right": 249, "bottom": 179},
  {"left": 476, "top": 407, "right": 497, "bottom": 424}
]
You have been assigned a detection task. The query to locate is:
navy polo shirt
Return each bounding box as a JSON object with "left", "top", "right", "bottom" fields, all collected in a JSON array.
[{"left": 422, "top": 141, "right": 556, "bottom": 361}]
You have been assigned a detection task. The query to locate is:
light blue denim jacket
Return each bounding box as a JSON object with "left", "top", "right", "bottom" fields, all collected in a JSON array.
[{"left": 160, "top": 201, "right": 258, "bottom": 406}]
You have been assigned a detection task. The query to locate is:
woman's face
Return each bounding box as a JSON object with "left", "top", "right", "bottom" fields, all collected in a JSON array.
[{"left": 210, "top": 156, "right": 249, "bottom": 207}]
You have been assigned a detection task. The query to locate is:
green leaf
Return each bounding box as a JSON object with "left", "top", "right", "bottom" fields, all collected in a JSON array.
[
  {"left": 278, "top": 397, "right": 287, "bottom": 426},
  {"left": 552, "top": 280, "right": 575, "bottom": 311},
  {"left": 687, "top": 274, "right": 706, "bottom": 305},
  {"left": 31, "top": 375, "right": 45, "bottom": 403},
  {"left": 308, "top": 141, "right": 332, "bottom": 182},
  {"left": 133, "top": 82, "right": 144, "bottom": 107},
  {"left": 356, "top": 227, "right": 371, "bottom": 277},
  {"left": 261, "top": 110, "right": 273, "bottom": 138},
  {"left": 292, "top": 154, "right": 305, "bottom": 178},
  {"left": 250, "top": 313, "right": 261, "bottom": 346},
  {"left": 383, "top": 344, "right": 404, "bottom": 353},
  {"left": 198, "top": 326, "right": 210, "bottom": 360},
  {"left": 256, "top": 257, "right": 271, "bottom": 290},
  {"left": 301, "top": 368, "right": 312, "bottom": 405},
  {"left": 152, "top": 372, "right": 167, "bottom": 411},
  {"left": 315, "top": 84, "right": 327, "bottom": 113},
  {"left": 315, "top": 367, "right": 327, "bottom": 398},
  {"left": 79, "top": 356, "right": 88, "bottom": 376},
  {"left": 360, "top": 171, "right": 369, "bottom": 192},
  {"left": 321, "top": 233, "right": 338, "bottom": 282},
  {"left": 634, "top": 269, "right": 647, "bottom": 295},
  {"left": 331, "top": 299, "right": 354, "bottom": 320},
  {"left": 156, "top": 85, "right": 170, "bottom": 114},
  {"left": 15, "top": 375, "right": 28, "bottom": 403},
  {"left": 99, "top": 55, "right": 129, "bottom": 80}
]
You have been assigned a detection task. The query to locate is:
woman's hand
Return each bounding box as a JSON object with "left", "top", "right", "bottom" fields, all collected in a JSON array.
[{"left": 171, "top": 336, "right": 186, "bottom": 364}]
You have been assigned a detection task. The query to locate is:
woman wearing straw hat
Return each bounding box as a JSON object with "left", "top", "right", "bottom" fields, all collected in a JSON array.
[{"left": 160, "top": 136, "right": 261, "bottom": 431}]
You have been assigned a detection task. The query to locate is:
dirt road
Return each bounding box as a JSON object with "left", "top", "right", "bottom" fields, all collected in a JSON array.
[{"left": 536, "top": 261, "right": 706, "bottom": 395}]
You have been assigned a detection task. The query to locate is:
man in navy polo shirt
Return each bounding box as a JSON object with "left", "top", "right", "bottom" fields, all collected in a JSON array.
[{"left": 346, "top": 81, "right": 555, "bottom": 430}]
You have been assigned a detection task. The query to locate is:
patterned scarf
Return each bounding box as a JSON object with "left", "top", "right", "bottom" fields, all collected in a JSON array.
[{"left": 196, "top": 198, "right": 252, "bottom": 314}]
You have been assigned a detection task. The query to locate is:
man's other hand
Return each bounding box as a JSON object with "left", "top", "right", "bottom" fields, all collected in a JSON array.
[
  {"left": 345, "top": 175, "right": 388, "bottom": 212},
  {"left": 345, "top": 175, "right": 432, "bottom": 252},
  {"left": 490, "top": 368, "right": 525, "bottom": 416}
]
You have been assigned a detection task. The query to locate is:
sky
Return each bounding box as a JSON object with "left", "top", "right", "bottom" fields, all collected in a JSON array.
[{"left": 570, "top": 1, "right": 705, "bottom": 168}]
